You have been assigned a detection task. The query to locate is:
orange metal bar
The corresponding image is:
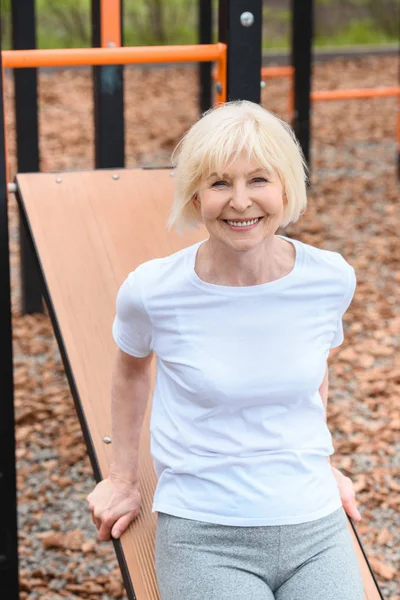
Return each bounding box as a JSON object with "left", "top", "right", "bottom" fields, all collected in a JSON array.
[
  {"left": 213, "top": 65, "right": 294, "bottom": 82},
  {"left": 261, "top": 66, "right": 293, "bottom": 79},
  {"left": 215, "top": 45, "right": 227, "bottom": 105},
  {"left": 1, "top": 68, "right": 9, "bottom": 188},
  {"left": 2, "top": 44, "right": 226, "bottom": 69},
  {"left": 312, "top": 87, "right": 400, "bottom": 101},
  {"left": 288, "top": 72, "right": 294, "bottom": 123},
  {"left": 398, "top": 97, "right": 400, "bottom": 165},
  {"left": 100, "top": 0, "right": 121, "bottom": 48}
]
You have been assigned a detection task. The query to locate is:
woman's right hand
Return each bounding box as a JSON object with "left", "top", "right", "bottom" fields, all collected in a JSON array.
[{"left": 86, "top": 478, "right": 141, "bottom": 541}]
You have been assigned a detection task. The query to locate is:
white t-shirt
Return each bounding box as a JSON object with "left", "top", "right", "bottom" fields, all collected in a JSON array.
[{"left": 112, "top": 235, "right": 356, "bottom": 526}]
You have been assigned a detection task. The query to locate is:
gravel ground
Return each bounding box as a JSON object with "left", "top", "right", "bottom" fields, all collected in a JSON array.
[{"left": 4, "top": 55, "right": 400, "bottom": 599}]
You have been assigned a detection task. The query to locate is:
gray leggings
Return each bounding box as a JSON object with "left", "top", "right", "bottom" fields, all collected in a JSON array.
[{"left": 155, "top": 507, "right": 365, "bottom": 599}]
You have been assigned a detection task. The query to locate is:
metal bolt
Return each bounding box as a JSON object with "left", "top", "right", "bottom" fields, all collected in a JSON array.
[
  {"left": 240, "top": 11, "right": 254, "bottom": 27},
  {"left": 260, "top": 81, "right": 266, "bottom": 89},
  {"left": 112, "top": 174, "right": 119, "bottom": 180},
  {"left": 103, "top": 436, "right": 112, "bottom": 444},
  {"left": 108, "top": 42, "right": 116, "bottom": 48},
  {"left": 56, "top": 178, "right": 62, "bottom": 183},
  {"left": 215, "top": 82, "right": 222, "bottom": 95},
  {"left": 169, "top": 171, "right": 175, "bottom": 177}
]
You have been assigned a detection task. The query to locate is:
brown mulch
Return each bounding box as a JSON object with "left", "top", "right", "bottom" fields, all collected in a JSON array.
[{"left": 4, "top": 55, "right": 400, "bottom": 599}]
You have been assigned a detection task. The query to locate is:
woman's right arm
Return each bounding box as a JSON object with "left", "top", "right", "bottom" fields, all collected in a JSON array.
[
  {"left": 86, "top": 348, "right": 153, "bottom": 541},
  {"left": 110, "top": 347, "right": 153, "bottom": 485}
]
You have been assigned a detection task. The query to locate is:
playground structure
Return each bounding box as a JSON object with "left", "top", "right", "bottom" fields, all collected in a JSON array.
[
  {"left": 204, "top": 0, "right": 400, "bottom": 174},
  {"left": 210, "top": 2, "right": 400, "bottom": 169},
  {"left": 212, "top": 63, "right": 400, "bottom": 145},
  {"left": 0, "top": 1, "right": 391, "bottom": 598},
  {"left": 260, "top": 66, "right": 400, "bottom": 150}
]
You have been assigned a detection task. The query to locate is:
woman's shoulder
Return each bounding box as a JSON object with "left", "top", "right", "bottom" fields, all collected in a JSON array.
[
  {"left": 293, "top": 236, "right": 354, "bottom": 275},
  {"left": 127, "top": 240, "right": 202, "bottom": 289}
]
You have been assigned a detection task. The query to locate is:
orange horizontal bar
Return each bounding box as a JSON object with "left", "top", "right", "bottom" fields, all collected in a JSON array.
[
  {"left": 261, "top": 66, "right": 293, "bottom": 79},
  {"left": 2, "top": 43, "right": 226, "bottom": 69},
  {"left": 213, "top": 64, "right": 293, "bottom": 81},
  {"left": 312, "top": 87, "right": 400, "bottom": 101}
]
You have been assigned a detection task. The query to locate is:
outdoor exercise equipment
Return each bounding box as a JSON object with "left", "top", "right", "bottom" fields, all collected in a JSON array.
[{"left": 0, "top": 1, "right": 386, "bottom": 598}]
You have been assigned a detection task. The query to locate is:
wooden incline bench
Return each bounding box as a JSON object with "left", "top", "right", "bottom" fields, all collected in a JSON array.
[{"left": 15, "top": 168, "right": 383, "bottom": 600}]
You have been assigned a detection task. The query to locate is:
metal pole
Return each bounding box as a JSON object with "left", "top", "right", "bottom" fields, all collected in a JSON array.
[
  {"left": 199, "top": 0, "right": 213, "bottom": 113},
  {"left": 398, "top": 41, "right": 400, "bottom": 180},
  {"left": 218, "top": 0, "right": 262, "bottom": 103},
  {"left": 291, "top": 0, "right": 313, "bottom": 170},
  {"left": 0, "top": 29, "right": 19, "bottom": 600},
  {"left": 92, "top": 0, "right": 125, "bottom": 169},
  {"left": 12, "top": 0, "right": 43, "bottom": 314}
]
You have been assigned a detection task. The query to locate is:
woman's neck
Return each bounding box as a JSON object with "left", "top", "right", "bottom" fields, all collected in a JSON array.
[{"left": 195, "top": 235, "right": 293, "bottom": 287}]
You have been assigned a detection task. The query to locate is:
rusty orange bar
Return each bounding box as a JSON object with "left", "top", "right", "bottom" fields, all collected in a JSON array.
[
  {"left": 215, "top": 49, "right": 227, "bottom": 105},
  {"left": 261, "top": 66, "right": 293, "bottom": 79},
  {"left": 100, "top": 0, "right": 121, "bottom": 48},
  {"left": 217, "top": 65, "right": 293, "bottom": 81},
  {"left": 1, "top": 68, "right": 9, "bottom": 187},
  {"left": 2, "top": 44, "right": 226, "bottom": 69},
  {"left": 398, "top": 98, "right": 400, "bottom": 161},
  {"left": 288, "top": 73, "right": 294, "bottom": 122},
  {"left": 312, "top": 87, "right": 400, "bottom": 101}
]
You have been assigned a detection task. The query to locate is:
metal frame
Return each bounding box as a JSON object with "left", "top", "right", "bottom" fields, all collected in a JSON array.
[
  {"left": 12, "top": 0, "right": 43, "bottom": 315},
  {"left": 348, "top": 516, "right": 385, "bottom": 599},
  {"left": 198, "top": 0, "right": 213, "bottom": 113},
  {"left": 291, "top": 0, "right": 313, "bottom": 168},
  {"left": 0, "top": 45, "right": 19, "bottom": 599},
  {"left": 0, "top": 1, "right": 386, "bottom": 597},
  {"left": 92, "top": 0, "right": 125, "bottom": 169},
  {"left": 218, "top": 0, "right": 262, "bottom": 103},
  {"left": 3, "top": 45, "right": 226, "bottom": 70}
]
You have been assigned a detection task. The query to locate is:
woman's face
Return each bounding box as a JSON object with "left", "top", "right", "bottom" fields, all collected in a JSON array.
[{"left": 195, "top": 154, "right": 285, "bottom": 252}]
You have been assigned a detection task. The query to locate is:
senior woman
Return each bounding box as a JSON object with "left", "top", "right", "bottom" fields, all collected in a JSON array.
[{"left": 87, "top": 100, "right": 364, "bottom": 599}]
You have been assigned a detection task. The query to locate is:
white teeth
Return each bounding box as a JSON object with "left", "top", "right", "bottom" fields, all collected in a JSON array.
[{"left": 226, "top": 218, "right": 259, "bottom": 227}]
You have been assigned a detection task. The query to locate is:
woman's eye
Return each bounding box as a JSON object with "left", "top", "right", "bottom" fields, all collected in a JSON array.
[
  {"left": 212, "top": 180, "right": 227, "bottom": 187},
  {"left": 252, "top": 177, "right": 267, "bottom": 183}
]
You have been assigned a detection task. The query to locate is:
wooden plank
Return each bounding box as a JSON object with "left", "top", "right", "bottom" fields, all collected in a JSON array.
[
  {"left": 16, "top": 168, "right": 204, "bottom": 599},
  {"left": 15, "top": 169, "right": 382, "bottom": 599}
]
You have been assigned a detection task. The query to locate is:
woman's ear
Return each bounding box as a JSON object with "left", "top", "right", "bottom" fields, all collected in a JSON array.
[{"left": 193, "top": 193, "right": 201, "bottom": 213}]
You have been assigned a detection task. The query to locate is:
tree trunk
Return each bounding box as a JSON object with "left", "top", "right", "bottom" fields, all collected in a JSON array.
[{"left": 148, "top": 0, "right": 166, "bottom": 44}]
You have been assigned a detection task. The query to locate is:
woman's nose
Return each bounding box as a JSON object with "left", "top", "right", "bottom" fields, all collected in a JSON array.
[{"left": 229, "top": 188, "right": 252, "bottom": 211}]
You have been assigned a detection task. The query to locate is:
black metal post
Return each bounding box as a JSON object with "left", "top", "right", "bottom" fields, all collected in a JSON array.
[
  {"left": 291, "top": 0, "right": 313, "bottom": 169},
  {"left": 91, "top": 0, "right": 125, "bottom": 169},
  {"left": 398, "top": 43, "right": 400, "bottom": 181},
  {"left": 12, "top": 0, "right": 43, "bottom": 314},
  {"left": 218, "top": 0, "right": 262, "bottom": 103},
  {"left": 0, "top": 36, "right": 19, "bottom": 600},
  {"left": 199, "top": 0, "right": 213, "bottom": 113}
]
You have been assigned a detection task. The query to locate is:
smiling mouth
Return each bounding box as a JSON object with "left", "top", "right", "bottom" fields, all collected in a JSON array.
[{"left": 224, "top": 217, "right": 263, "bottom": 228}]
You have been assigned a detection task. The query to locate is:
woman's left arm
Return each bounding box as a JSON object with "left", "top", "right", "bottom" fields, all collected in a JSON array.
[{"left": 319, "top": 362, "right": 363, "bottom": 523}]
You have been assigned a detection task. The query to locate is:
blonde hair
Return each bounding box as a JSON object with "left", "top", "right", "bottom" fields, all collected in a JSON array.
[{"left": 167, "top": 100, "right": 308, "bottom": 234}]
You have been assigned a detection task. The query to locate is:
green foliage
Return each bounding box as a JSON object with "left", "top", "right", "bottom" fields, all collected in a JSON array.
[
  {"left": 314, "top": 18, "right": 396, "bottom": 46},
  {"left": 316, "top": 0, "right": 400, "bottom": 37},
  {"left": 37, "top": 0, "right": 91, "bottom": 49},
  {"left": 0, "top": 0, "right": 398, "bottom": 50},
  {"left": 124, "top": 0, "right": 196, "bottom": 46},
  {"left": 362, "top": 0, "right": 400, "bottom": 38}
]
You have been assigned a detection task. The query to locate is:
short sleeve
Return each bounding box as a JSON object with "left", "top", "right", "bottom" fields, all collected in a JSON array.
[
  {"left": 330, "top": 265, "right": 356, "bottom": 349},
  {"left": 112, "top": 271, "right": 153, "bottom": 357}
]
